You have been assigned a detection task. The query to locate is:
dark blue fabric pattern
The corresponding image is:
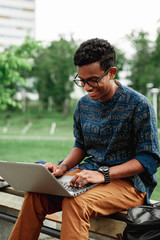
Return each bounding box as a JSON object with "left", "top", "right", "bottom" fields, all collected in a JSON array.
[{"left": 73, "top": 83, "right": 160, "bottom": 203}]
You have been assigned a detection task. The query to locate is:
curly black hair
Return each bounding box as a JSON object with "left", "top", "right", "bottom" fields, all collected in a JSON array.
[{"left": 74, "top": 38, "right": 116, "bottom": 71}]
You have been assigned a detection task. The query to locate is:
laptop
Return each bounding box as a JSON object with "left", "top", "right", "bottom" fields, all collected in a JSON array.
[{"left": 0, "top": 161, "right": 98, "bottom": 197}]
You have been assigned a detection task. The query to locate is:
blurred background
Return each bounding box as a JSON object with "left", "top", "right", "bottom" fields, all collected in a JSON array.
[{"left": 0, "top": 0, "right": 159, "bottom": 200}]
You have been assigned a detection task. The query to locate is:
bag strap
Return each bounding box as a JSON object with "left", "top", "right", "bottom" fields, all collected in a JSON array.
[{"left": 116, "top": 233, "right": 124, "bottom": 240}]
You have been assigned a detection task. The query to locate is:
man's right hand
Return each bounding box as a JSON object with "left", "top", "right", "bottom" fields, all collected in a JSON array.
[{"left": 44, "top": 163, "right": 68, "bottom": 177}]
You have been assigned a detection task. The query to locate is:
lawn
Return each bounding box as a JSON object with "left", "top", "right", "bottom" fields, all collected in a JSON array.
[
  {"left": 0, "top": 110, "right": 75, "bottom": 163},
  {"left": 151, "top": 168, "right": 160, "bottom": 201},
  {"left": 0, "top": 110, "right": 74, "bottom": 137},
  {"left": 0, "top": 139, "right": 74, "bottom": 164}
]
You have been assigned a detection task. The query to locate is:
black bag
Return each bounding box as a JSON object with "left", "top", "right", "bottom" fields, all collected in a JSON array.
[{"left": 122, "top": 202, "right": 160, "bottom": 240}]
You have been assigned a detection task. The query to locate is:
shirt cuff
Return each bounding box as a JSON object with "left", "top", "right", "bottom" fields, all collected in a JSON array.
[
  {"left": 74, "top": 140, "right": 86, "bottom": 151},
  {"left": 135, "top": 153, "right": 157, "bottom": 175}
]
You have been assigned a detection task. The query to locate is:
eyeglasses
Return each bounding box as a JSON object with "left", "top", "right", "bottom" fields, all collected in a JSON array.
[{"left": 73, "top": 67, "right": 112, "bottom": 88}]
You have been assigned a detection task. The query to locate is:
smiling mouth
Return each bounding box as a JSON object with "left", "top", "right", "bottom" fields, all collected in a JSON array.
[{"left": 88, "top": 91, "right": 96, "bottom": 94}]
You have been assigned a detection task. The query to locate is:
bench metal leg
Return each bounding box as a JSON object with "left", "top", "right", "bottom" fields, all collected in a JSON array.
[{"left": 0, "top": 212, "right": 60, "bottom": 238}]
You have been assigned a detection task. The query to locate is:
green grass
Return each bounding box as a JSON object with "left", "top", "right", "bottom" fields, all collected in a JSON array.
[
  {"left": 0, "top": 139, "right": 74, "bottom": 164},
  {"left": 0, "top": 109, "right": 75, "bottom": 164},
  {"left": 0, "top": 110, "right": 74, "bottom": 137},
  {"left": 151, "top": 167, "right": 160, "bottom": 201}
]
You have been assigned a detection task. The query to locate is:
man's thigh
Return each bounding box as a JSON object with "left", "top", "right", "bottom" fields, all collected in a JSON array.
[{"left": 63, "top": 178, "right": 146, "bottom": 218}]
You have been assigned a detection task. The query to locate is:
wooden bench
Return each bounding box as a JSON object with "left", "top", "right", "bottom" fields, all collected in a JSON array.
[{"left": 0, "top": 186, "right": 127, "bottom": 240}]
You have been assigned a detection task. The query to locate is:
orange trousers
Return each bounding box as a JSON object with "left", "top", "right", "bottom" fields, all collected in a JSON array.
[{"left": 9, "top": 169, "right": 146, "bottom": 240}]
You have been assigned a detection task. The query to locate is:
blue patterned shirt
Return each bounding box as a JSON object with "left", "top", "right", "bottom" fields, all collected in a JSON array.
[{"left": 73, "top": 82, "right": 160, "bottom": 203}]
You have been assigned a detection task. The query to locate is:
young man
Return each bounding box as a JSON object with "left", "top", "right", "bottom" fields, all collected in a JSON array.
[{"left": 9, "top": 38, "right": 160, "bottom": 240}]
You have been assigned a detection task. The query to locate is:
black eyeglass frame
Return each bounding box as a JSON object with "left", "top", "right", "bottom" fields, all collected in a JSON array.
[{"left": 73, "top": 67, "right": 112, "bottom": 88}]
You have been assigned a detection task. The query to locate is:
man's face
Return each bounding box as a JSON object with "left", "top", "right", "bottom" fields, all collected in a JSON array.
[{"left": 77, "top": 62, "right": 117, "bottom": 102}]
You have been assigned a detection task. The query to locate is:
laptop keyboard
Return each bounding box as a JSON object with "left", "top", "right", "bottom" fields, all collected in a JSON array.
[{"left": 60, "top": 181, "right": 92, "bottom": 192}]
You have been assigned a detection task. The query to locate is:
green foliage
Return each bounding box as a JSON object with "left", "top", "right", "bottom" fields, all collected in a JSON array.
[
  {"left": 0, "top": 36, "right": 42, "bottom": 110},
  {"left": 0, "top": 34, "right": 126, "bottom": 115},
  {"left": 33, "top": 36, "right": 78, "bottom": 115},
  {"left": 15, "top": 35, "right": 42, "bottom": 58},
  {"left": 149, "top": 29, "right": 160, "bottom": 88},
  {"left": 0, "top": 48, "right": 30, "bottom": 110},
  {"left": 127, "top": 29, "right": 160, "bottom": 93},
  {"left": 127, "top": 31, "right": 151, "bottom": 94},
  {"left": 114, "top": 46, "right": 126, "bottom": 79},
  {"left": 14, "top": 35, "right": 42, "bottom": 81}
]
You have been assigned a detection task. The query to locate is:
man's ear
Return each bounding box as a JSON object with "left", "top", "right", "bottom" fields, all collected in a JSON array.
[{"left": 109, "top": 67, "right": 117, "bottom": 79}]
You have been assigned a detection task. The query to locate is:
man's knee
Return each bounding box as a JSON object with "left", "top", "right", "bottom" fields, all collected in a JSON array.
[
  {"left": 22, "top": 192, "right": 50, "bottom": 219},
  {"left": 23, "top": 192, "right": 63, "bottom": 217},
  {"left": 62, "top": 196, "right": 92, "bottom": 220},
  {"left": 63, "top": 197, "right": 82, "bottom": 210}
]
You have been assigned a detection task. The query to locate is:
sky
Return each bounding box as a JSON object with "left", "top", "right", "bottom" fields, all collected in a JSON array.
[{"left": 35, "top": 0, "right": 160, "bottom": 57}]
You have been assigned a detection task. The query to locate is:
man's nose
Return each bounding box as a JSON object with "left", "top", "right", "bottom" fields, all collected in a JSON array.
[{"left": 84, "top": 83, "right": 93, "bottom": 92}]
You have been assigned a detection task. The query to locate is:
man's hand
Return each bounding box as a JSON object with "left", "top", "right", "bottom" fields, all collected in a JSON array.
[
  {"left": 69, "top": 170, "right": 105, "bottom": 187},
  {"left": 44, "top": 163, "right": 68, "bottom": 177}
]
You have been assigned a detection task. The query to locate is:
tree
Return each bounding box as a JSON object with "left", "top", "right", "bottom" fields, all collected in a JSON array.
[
  {"left": 0, "top": 36, "right": 41, "bottom": 110},
  {"left": 14, "top": 36, "right": 42, "bottom": 112},
  {"left": 0, "top": 47, "right": 31, "bottom": 110},
  {"left": 0, "top": 36, "right": 42, "bottom": 111},
  {"left": 15, "top": 35, "right": 42, "bottom": 80},
  {"left": 127, "top": 31, "right": 152, "bottom": 94},
  {"left": 34, "top": 36, "right": 78, "bottom": 118},
  {"left": 149, "top": 28, "right": 160, "bottom": 88},
  {"left": 114, "top": 46, "right": 126, "bottom": 79}
]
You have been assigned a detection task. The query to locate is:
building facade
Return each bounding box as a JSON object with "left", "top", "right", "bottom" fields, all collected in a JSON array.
[{"left": 0, "top": 0, "right": 35, "bottom": 50}]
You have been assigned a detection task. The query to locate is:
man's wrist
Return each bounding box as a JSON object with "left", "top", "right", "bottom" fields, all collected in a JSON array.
[
  {"left": 59, "top": 163, "right": 69, "bottom": 171},
  {"left": 98, "top": 166, "right": 110, "bottom": 184}
]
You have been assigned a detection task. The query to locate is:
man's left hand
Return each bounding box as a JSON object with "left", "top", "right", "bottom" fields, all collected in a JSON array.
[{"left": 69, "top": 170, "right": 105, "bottom": 187}]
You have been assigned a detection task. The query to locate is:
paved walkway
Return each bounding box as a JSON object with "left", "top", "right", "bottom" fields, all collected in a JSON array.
[{"left": 0, "top": 135, "right": 74, "bottom": 141}]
